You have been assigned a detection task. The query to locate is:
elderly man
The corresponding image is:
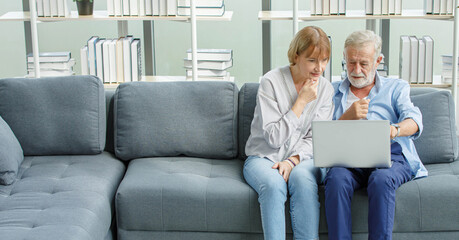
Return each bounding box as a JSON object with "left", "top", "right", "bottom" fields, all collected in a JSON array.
[{"left": 324, "top": 30, "right": 426, "bottom": 240}]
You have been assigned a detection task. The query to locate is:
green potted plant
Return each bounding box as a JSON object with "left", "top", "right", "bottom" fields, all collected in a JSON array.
[{"left": 74, "top": 0, "right": 94, "bottom": 16}]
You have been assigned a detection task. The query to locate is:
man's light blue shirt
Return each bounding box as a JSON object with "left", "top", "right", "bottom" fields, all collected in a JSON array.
[{"left": 332, "top": 74, "right": 427, "bottom": 179}]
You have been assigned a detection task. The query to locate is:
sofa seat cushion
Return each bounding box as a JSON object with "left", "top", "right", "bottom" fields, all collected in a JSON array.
[
  {"left": 0, "top": 152, "right": 125, "bottom": 240},
  {"left": 116, "top": 157, "right": 263, "bottom": 235},
  {"left": 317, "top": 161, "right": 459, "bottom": 234}
]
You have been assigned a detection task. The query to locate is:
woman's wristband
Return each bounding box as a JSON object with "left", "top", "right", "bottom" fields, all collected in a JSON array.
[{"left": 286, "top": 158, "right": 296, "bottom": 167}]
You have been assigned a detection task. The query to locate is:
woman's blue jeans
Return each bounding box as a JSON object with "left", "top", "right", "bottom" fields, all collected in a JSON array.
[{"left": 243, "top": 156, "right": 327, "bottom": 240}]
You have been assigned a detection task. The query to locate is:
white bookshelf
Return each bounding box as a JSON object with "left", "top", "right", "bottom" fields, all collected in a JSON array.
[{"left": 2, "top": 2, "right": 232, "bottom": 81}]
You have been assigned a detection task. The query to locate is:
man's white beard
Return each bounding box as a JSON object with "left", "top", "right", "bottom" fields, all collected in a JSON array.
[{"left": 348, "top": 71, "right": 375, "bottom": 88}]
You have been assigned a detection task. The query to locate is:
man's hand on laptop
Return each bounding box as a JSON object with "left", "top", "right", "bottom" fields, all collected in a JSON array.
[{"left": 339, "top": 99, "right": 370, "bottom": 120}]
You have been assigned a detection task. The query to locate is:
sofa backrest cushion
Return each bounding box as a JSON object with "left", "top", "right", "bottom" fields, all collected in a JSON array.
[
  {"left": 411, "top": 88, "right": 458, "bottom": 164},
  {"left": 114, "top": 81, "right": 238, "bottom": 161},
  {"left": 0, "top": 76, "right": 106, "bottom": 156},
  {"left": 238, "top": 83, "right": 259, "bottom": 160},
  {"left": 0, "top": 115, "right": 24, "bottom": 185}
]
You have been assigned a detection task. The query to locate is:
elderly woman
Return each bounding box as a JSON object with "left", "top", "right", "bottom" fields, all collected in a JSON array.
[{"left": 243, "top": 26, "right": 335, "bottom": 240}]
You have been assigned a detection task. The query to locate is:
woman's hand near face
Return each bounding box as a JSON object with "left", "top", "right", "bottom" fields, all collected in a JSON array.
[{"left": 292, "top": 78, "right": 319, "bottom": 118}]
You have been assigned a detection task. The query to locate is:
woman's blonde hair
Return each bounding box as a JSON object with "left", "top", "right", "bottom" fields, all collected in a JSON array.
[{"left": 287, "top": 26, "right": 331, "bottom": 66}]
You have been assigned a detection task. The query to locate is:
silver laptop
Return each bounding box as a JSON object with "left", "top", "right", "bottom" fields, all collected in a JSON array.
[{"left": 312, "top": 120, "right": 391, "bottom": 168}]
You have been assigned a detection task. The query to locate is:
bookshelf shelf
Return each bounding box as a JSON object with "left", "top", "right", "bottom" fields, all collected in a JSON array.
[
  {"left": 258, "top": 9, "right": 454, "bottom": 21},
  {"left": 1, "top": 10, "right": 233, "bottom": 22}
]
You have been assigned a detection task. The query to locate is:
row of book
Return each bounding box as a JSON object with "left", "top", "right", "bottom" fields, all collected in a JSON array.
[
  {"left": 425, "top": 0, "right": 455, "bottom": 15},
  {"left": 311, "top": 0, "right": 346, "bottom": 16},
  {"left": 81, "top": 36, "right": 142, "bottom": 83},
  {"left": 27, "top": 51, "right": 75, "bottom": 77},
  {"left": 36, "top": 0, "right": 72, "bottom": 17},
  {"left": 441, "top": 55, "right": 458, "bottom": 83},
  {"left": 107, "top": 0, "right": 225, "bottom": 17},
  {"left": 365, "top": 0, "right": 402, "bottom": 15},
  {"left": 184, "top": 49, "right": 233, "bottom": 81},
  {"left": 399, "top": 35, "right": 434, "bottom": 84}
]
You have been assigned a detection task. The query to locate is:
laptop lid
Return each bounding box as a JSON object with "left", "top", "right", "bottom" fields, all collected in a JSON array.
[{"left": 312, "top": 120, "right": 391, "bottom": 168}]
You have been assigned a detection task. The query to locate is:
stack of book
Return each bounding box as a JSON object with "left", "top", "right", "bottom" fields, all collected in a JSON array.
[
  {"left": 425, "top": 0, "right": 454, "bottom": 15},
  {"left": 107, "top": 0, "right": 225, "bottom": 16},
  {"left": 184, "top": 48, "right": 233, "bottom": 81},
  {"left": 36, "top": 0, "right": 72, "bottom": 17},
  {"left": 365, "top": 0, "right": 402, "bottom": 15},
  {"left": 311, "top": 0, "right": 345, "bottom": 15},
  {"left": 399, "top": 35, "right": 434, "bottom": 84},
  {"left": 377, "top": 56, "right": 388, "bottom": 77},
  {"left": 441, "top": 55, "right": 459, "bottom": 83},
  {"left": 81, "top": 35, "right": 142, "bottom": 83},
  {"left": 27, "top": 51, "right": 75, "bottom": 77},
  {"left": 177, "top": 0, "right": 225, "bottom": 16}
]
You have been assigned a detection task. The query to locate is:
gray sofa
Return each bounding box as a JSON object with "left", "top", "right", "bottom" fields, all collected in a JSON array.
[{"left": 0, "top": 76, "right": 458, "bottom": 240}]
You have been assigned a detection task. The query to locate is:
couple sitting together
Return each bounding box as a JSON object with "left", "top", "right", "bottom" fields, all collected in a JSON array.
[{"left": 243, "top": 26, "right": 424, "bottom": 240}]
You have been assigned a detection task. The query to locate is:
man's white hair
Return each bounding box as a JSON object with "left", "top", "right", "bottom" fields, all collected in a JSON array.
[{"left": 344, "top": 30, "right": 382, "bottom": 61}]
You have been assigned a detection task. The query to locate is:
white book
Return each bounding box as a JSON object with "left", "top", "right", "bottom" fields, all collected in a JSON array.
[
  {"left": 186, "top": 72, "right": 232, "bottom": 82},
  {"left": 153, "top": 0, "right": 160, "bottom": 15},
  {"left": 28, "top": 59, "right": 75, "bottom": 70},
  {"left": 311, "top": 0, "right": 316, "bottom": 15},
  {"left": 366, "top": 0, "right": 373, "bottom": 15},
  {"left": 447, "top": 0, "right": 453, "bottom": 14},
  {"left": 63, "top": 0, "right": 71, "bottom": 17},
  {"left": 186, "top": 49, "right": 233, "bottom": 61},
  {"left": 186, "top": 69, "right": 227, "bottom": 77},
  {"left": 330, "top": 0, "right": 338, "bottom": 14},
  {"left": 399, "top": 36, "right": 411, "bottom": 82},
  {"left": 409, "top": 36, "right": 419, "bottom": 84},
  {"left": 316, "top": 0, "right": 322, "bottom": 15},
  {"left": 338, "top": 0, "right": 345, "bottom": 15},
  {"left": 123, "top": 0, "right": 130, "bottom": 15},
  {"left": 116, "top": 37, "right": 124, "bottom": 82},
  {"left": 27, "top": 51, "right": 71, "bottom": 63},
  {"left": 87, "top": 36, "right": 99, "bottom": 76},
  {"left": 395, "top": 0, "right": 402, "bottom": 15},
  {"left": 145, "top": 0, "right": 152, "bottom": 15},
  {"left": 130, "top": 0, "right": 139, "bottom": 15},
  {"left": 80, "top": 46, "right": 89, "bottom": 75},
  {"left": 425, "top": 0, "right": 433, "bottom": 14},
  {"left": 43, "top": 0, "right": 51, "bottom": 17},
  {"left": 50, "top": 0, "right": 58, "bottom": 16},
  {"left": 131, "top": 39, "right": 142, "bottom": 82},
  {"left": 103, "top": 40, "right": 111, "bottom": 83},
  {"left": 108, "top": 40, "right": 117, "bottom": 83},
  {"left": 27, "top": 69, "right": 74, "bottom": 77},
  {"left": 389, "top": 0, "right": 395, "bottom": 14},
  {"left": 177, "top": 0, "right": 224, "bottom": 7},
  {"left": 177, "top": 5, "right": 225, "bottom": 16},
  {"left": 423, "top": 36, "right": 434, "bottom": 84},
  {"left": 160, "top": 0, "right": 167, "bottom": 15},
  {"left": 323, "top": 0, "right": 330, "bottom": 15},
  {"left": 374, "top": 0, "right": 382, "bottom": 15},
  {"left": 381, "top": 0, "right": 388, "bottom": 15},
  {"left": 114, "top": 0, "right": 122, "bottom": 16},
  {"left": 107, "top": 0, "right": 114, "bottom": 16},
  {"left": 37, "top": 0, "right": 44, "bottom": 17},
  {"left": 95, "top": 39, "right": 105, "bottom": 81},
  {"left": 167, "top": 0, "right": 177, "bottom": 15},
  {"left": 441, "top": 0, "right": 447, "bottom": 14},
  {"left": 139, "top": 0, "right": 145, "bottom": 16},
  {"left": 184, "top": 59, "right": 233, "bottom": 70},
  {"left": 57, "top": 0, "right": 65, "bottom": 16},
  {"left": 123, "top": 36, "right": 134, "bottom": 82},
  {"left": 417, "top": 38, "right": 426, "bottom": 83},
  {"left": 434, "top": 0, "right": 440, "bottom": 14}
]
